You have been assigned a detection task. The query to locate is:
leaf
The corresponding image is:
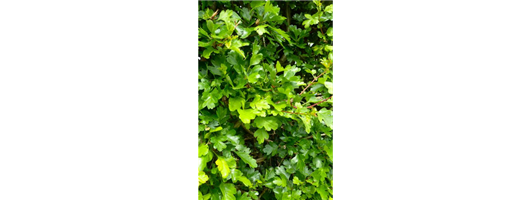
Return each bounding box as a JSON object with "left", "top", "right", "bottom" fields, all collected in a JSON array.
[
  {"left": 253, "top": 117, "right": 279, "bottom": 131},
  {"left": 299, "top": 115, "right": 312, "bottom": 133},
  {"left": 207, "top": 64, "right": 222, "bottom": 75},
  {"left": 199, "top": 170, "right": 209, "bottom": 185},
  {"left": 318, "top": 108, "right": 333, "bottom": 129},
  {"left": 325, "top": 4, "right": 333, "bottom": 13},
  {"left": 238, "top": 177, "right": 252, "bottom": 188},
  {"left": 249, "top": 54, "right": 263, "bottom": 66},
  {"left": 247, "top": 72, "right": 260, "bottom": 83},
  {"left": 250, "top": 1, "right": 266, "bottom": 10},
  {"left": 237, "top": 109, "right": 257, "bottom": 124},
  {"left": 235, "top": 149, "right": 258, "bottom": 168},
  {"left": 253, "top": 128, "right": 269, "bottom": 144},
  {"left": 215, "top": 157, "right": 231, "bottom": 179},
  {"left": 293, "top": 176, "right": 303, "bottom": 185},
  {"left": 302, "top": 14, "right": 319, "bottom": 28},
  {"left": 249, "top": 97, "right": 269, "bottom": 110},
  {"left": 324, "top": 82, "right": 333, "bottom": 94},
  {"left": 229, "top": 97, "right": 245, "bottom": 111},
  {"left": 254, "top": 25, "right": 269, "bottom": 36},
  {"left": 263, "top": 143, "right": 278, "bottom": 156},
  {"left": 206, "top": 20, "right": 216, "bottom": 33},
  {"left": 202, "top": 47, "right": 216, "bottom": 59},
  {"left": 229, "top": 40, "right": 249, "bottom": 59},
  {"left": 276, "top": 61, "right": 284, "bottom": 72},
  {"left": 326, "top": 27, "right": 333, "bottom": 37},
  {"left": 218, "top": 10, "right": 234, "bottom": 23},
  {"left": 199, "top": 143, "right": 209, "bottom": 157},
  {"left": 269, "top": 26, "right": 292, "bottom": 44},
  {"left": 219, "top": 183, "right": 237, "bottom": 200}
]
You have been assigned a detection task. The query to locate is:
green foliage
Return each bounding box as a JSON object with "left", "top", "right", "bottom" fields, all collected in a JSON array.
[{"left": 199, "top": 1, "right": 333, "bottom": 199}]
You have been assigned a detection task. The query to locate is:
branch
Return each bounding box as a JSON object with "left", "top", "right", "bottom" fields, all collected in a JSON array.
[
  {"left": 307, "top": 95, "right": 333, "bottom": 109},
  {"left": 240, "top": 120, "right": 273, "bottom": 143},
  {"left": 209, "top": 9, "right": 219, "bottom": 20},
  {"left": 240, "top": 122, "right": 253, "bottom": 135},
  {"left": 256, "top": 157, "right": 265, "bottom": 163},
  {"left": 299, "top": 70, "right": 327, "bottom": 95},
  {"left": 281, "top": 110, "right": 316, "bottom": 116},
  {"left": 258, "top": 188, "right": 268, "bottom": 199},
  {"left": 304, "top": 133, "right": 328, "bottom": 139},
  {"left": 320, "top": 26, "right": 327, "bottom": 43},
  {"left": 289, "top": 98, "right": 297, "bottom": 109}
]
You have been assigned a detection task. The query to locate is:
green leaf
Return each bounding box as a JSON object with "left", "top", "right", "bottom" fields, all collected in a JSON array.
[
  {"left": 237, "top": 176, "right": 252, "bottom": 187},
  {"left": 199, "top": 170, "right": 209, "bottom": 185},
  {"left": 229, "top": 97, "right": 245, "bottom": 111},
  {"left": 250, "top": 1, "right": 266, "bottom": 10},
  {"left": 249, "top": 54, "right": 263, "bottom": 66},
  {"left": 263, "top": 143, "right": 278, "bottom": 156},
  {"left": 324, "top": 82, "right": 333, "bottom": 94},
  {"left": 219, "top": 183, "right": 237, "bottom": 200},
  {"left": 215, "top": 157, "right": 231, "bottom": 179},
  {"left": 300, "top": 115, "right": 312, "bottom": 133},
  {"left": 202, "top": 47, "right": 215, "bottom": 59},
  {"left": 254, "top": 25, "right": 269, "bottom": 36},
  {"left": 206, "top": 20, "right": 216, "bottom": 33},
  {"left": 293, "top": 176, "right": 303, "bottom": 185},
  {"left": 249, "top": 96, "right": 270, "bottom": 110},
  {"left": 235, "top": 148, "right": 257, "bottom": 168},
  {"left": 247, "top": 72, "right": 260, "bottom": 84},
  {"left": 199, "top": 143, "right": 209, "bottom": 157},
  {"left": 325, "top": 4, "right": 333, "bottom": 13},
  {"left": 326, "top": 27, "right": 333, "bottom": 37},
  {"left": 253, "top": 117, "right": 279, "bottom": 131},
  {"left": 253, "top": 128, "right": 269, "bottom": 144},
  {"left": 229, "top": 39, "right": 249, "bottom": 59},
  {"left": 276, "top": 61, "right": 284, "bottom": 72},
  {"left": 317, "top": 108, "right": 333, "bottom": 129},
  {"left": 237, "top": 109, "right": 257, "bottom": 124},
  {"left": 218, "top": 10, "right": 234, "bottom": 23},
  {"left": 302, "top": 14, "right": 319, "bottom": 28},
  {"left": 269, "top": 26, "right": 292, "bottom": 44}
]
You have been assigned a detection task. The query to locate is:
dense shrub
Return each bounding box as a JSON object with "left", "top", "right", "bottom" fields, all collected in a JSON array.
[{"left": 199, "top": 1, "right": 333, "bottom": 199}]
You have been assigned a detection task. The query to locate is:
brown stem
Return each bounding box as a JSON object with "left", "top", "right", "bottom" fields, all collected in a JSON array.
[
  {"left": 210, "top": 9, "right": 219, "bottom": 20},
  {"left": 281, "top": 110, "right": 315, "bottom": 116},
  {"left": 274, "top": 99, "right": 288, "bottom": 104},
  {"left": 307, "top": 96, "right": 333, "bottom": 109},
  {"left": 258, "top": 188, "right": 268, "bottom": 199},
  {"left": 289, "top": 98, "right": 297, "bottom": 109},
  {"left": 278, "top": 157, "right": 286, "bottom": 166},
  {"left": 234, "top": 20, "right": 241, "bottom": 29},
  {"left": 304, "top": 133, "right": 327, "bottom": 139},
  {"left": 256, "top": 157, "right": 265, "bottom": 163},
  {"left": 320, "top": 26, "right": 327, "bottom": 43},
  {"left": 241, "top": 122, "right": 254, "bottom": 135},
  {"left": 299, "top": 70, "right": 327, "bottom": 95}
]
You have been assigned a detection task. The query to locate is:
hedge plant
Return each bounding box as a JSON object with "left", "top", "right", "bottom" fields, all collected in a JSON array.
[{"left": 199, "top": 1, "right": 333, "bottom": 199}]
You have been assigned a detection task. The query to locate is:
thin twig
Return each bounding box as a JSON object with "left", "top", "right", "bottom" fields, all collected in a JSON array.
[
  {"left": 241, "top": 122, "right": 254, "bottom": 135},
  {"left": 289, "top": 98, "right": 297, "bottom": 109},
  {"left": 281, "top": 110, "right": 314, "bottom": 116},
  {"left": 209, "top": 9, "right": 219, "bottom": 20},
  {"left": 258, "top": 188, "right": 268, "bottom": 199},
  {"left": 307, "top": 96, "right": 333, "bottom": 109},
  {"left": 234, "top": 20, "right": 241, "bottom": 29},
  {"left": 320, "top": 26, "right": 327, "bottom": 43},
  {"left": 299, "top": 70, "right": 327, "bottom": 95}
]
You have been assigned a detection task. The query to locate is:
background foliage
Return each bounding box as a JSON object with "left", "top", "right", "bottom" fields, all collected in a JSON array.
[{"left": 199, "top": 1, "right": 333, "bottom": 199}]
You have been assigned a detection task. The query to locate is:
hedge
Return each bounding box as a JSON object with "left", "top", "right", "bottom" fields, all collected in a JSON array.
[{"left": 199, "top": 1, "right": 333, "bottom": 199}]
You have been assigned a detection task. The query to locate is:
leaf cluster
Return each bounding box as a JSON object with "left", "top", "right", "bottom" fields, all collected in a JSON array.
[{"left": 199, "top": 1, "right": 333, "bottom": 200}]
